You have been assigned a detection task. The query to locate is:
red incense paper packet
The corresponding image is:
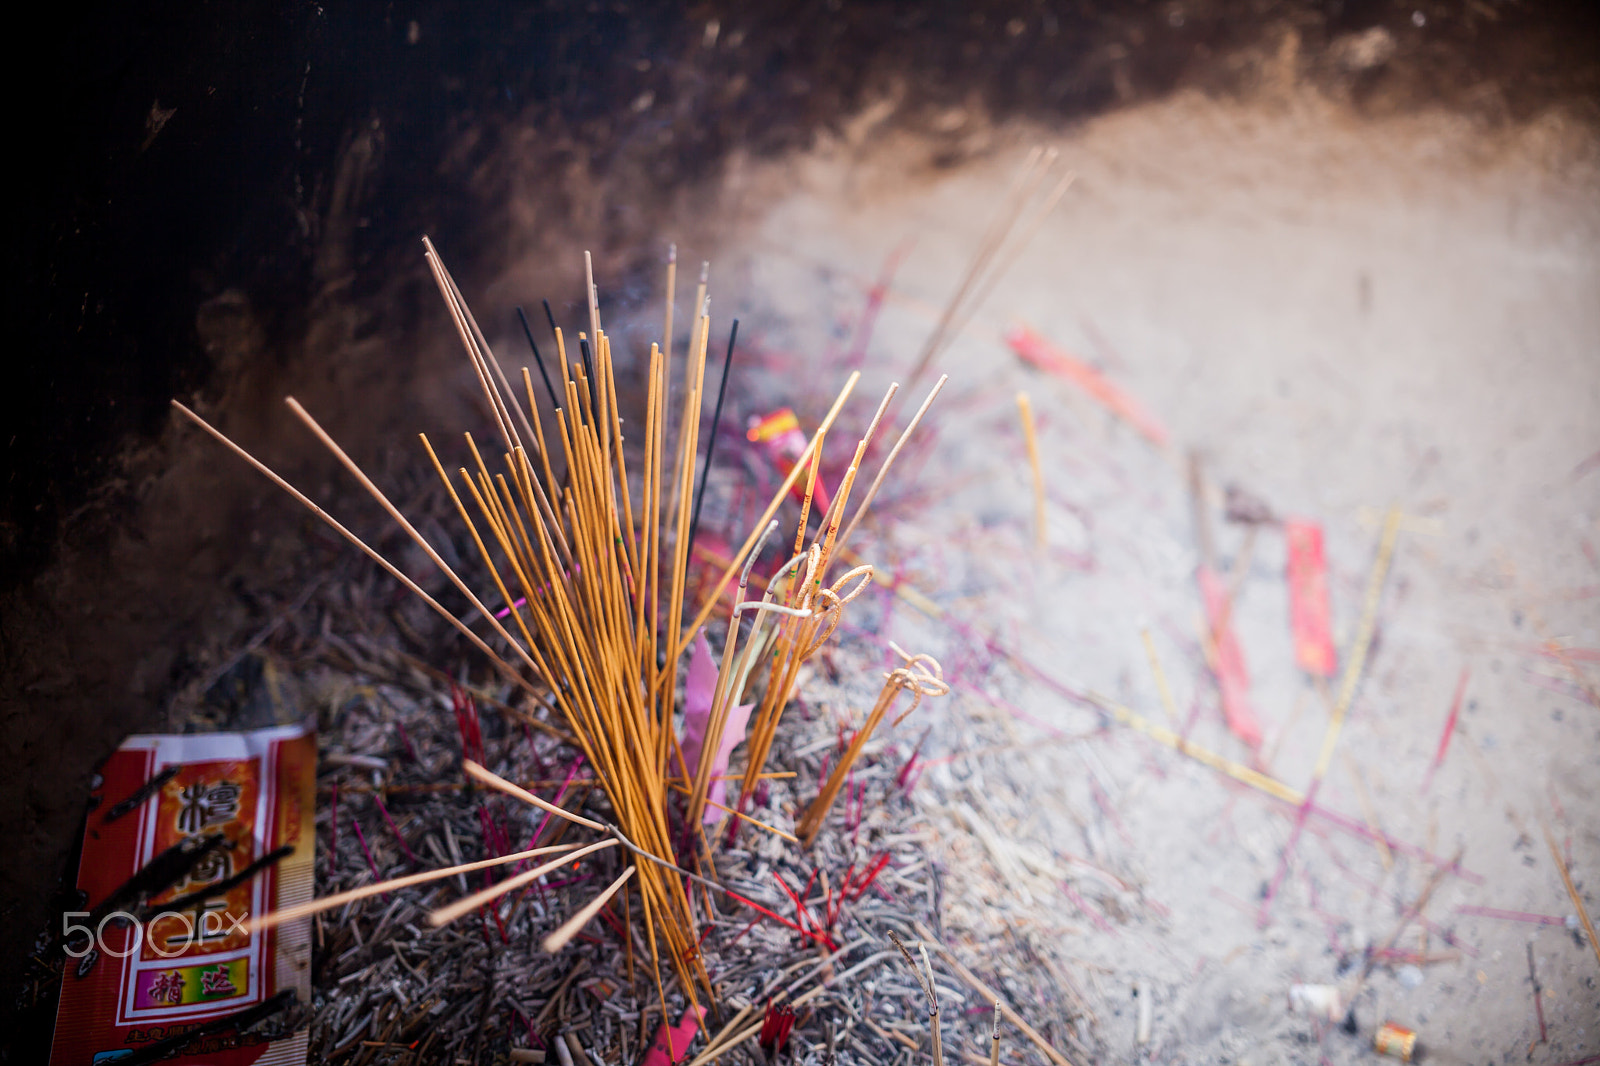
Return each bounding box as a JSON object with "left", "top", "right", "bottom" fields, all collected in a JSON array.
[
  {"left": 1285, "top": 519, "right": 1336, "bottom": 678},
  {"left": 51, "top": 722, "right": 316, "bottom": 1066},
  {"left": 747, "top": 408, "right": 831, "bottom": 516}
]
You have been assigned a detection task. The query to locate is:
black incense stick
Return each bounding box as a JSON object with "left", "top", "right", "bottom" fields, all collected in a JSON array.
[
  {"left": 516, "top": 306, "right": 560, "bottom": 411},
  {"left": 686, "top": 318, "right": 739, "bottom": 571}
]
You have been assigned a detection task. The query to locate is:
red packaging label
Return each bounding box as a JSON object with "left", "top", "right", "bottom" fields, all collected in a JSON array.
[{"left": 51, "top": 723, "right": 315, "bottom": 1065}]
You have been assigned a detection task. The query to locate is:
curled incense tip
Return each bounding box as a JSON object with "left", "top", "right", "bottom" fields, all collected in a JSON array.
[{"left": 740, "top": 519, "right": 780, "bottom": 588}]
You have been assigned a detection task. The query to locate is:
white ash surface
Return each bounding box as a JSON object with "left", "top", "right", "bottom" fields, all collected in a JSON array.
[{"left": 691, "top": 88, "right": 1600, "bottom": 1063}]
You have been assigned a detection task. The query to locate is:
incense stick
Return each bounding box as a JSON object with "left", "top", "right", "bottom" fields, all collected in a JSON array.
[
  {"left": 464, "top": 760, "right": 608, "bottom": 832},
  {"left": 429, "top": 839, "right": 620, "bottom": 927},
  {"left": 1016, "top": 391, "right": 1046, "bottom": 548},
  {"left": 517, "top": 305, "right": 561, "bottom": 410},
  {"left": 168, "top": 401, "right": 529, "bottom": 689},
  {"left": 1139, "top": 629, "right": 1181, "bottom": 727},
  {"left": 686, "top": 319, "right": 739, "bottom": 568},
  {"left": 912, "top": 922, "right": 1079, "bottom": 1066},
  {"left": 543, "top": 866, "right": 636, "bottom": 952},
  {"left": 1544, "top": 821, "right": 1600, "bottom": 971},
  {"left": 835, "top": 375, "right": 947, "bottom": 556},
  {"left": 249, "top": 843, "right": 581, "bottom": 934},
  {"left": 797, "top": 646, "right": 946, "bottom": 845},
  {"left": 677, "top": 371, "right": 862, "bottom": 651},
  {"left": 1258, "top": 506, "right": 1404, "bottom": 928},
  {"left": 909, "top": 148, "right": 1055, "bottom": 384}
]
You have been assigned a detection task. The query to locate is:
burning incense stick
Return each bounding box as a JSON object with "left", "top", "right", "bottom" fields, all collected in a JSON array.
[
  {"left": 249, "top": 843, "right": 582, "bottom": 935},
  {"left": 429, "top": 839, "right": 621, "bottom": 927},
  {"left": 543, "top": 866, "right": 637, "bottom": 953},
  {"left": 1544, "top": 821, "right": 1600, "bottom": 971},
  {"left": 797, "top": 646, "right": 947, "bottom": 846}
]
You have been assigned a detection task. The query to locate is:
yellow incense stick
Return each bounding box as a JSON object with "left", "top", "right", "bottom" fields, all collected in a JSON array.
[{"left": 1016, "top": 391, "right": 1046, "bottom": 548}]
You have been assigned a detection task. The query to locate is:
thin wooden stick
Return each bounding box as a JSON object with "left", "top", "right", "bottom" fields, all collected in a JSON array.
[
  {"left": 667, "top": 783, "right": 798, "bottom": 843},
  {"left": 663, "top": 244, "right": 677, "bottom": 365},
  {"left": 168, "top": 401, "right": 529, "bottom": 689},
  {"left": 1090, "top": 691, "right": 1302, "bottom": 804},
  {"left": 1140, "top": 629, "right": 1181, "bottom": 727},
  {"left": 585, "top": 250, "right": 602, "bottom": 351},
  {"left": 1316, "top": 505, "right": 1404, "bottom": 777},
  {"left": 913, "top": 921, "right": 1079, "bottom": 1066},
  {"left": 687, "top": 319, "right": 739, "bottom": 565},
  {"left": 919, "top": 942, "right": 944, "bottom": 1066},
  {"left": 908, "top": 148, "right": 1051, "bottom": 384},
  {"left": 1016, "top": 391, "right": 1046, "bottom": 548},
  {"left": 429, "top": 839, "right": 619, "bottom": 927},
  {"left": 835, "top": 375, "right": 947, "bottom": 556},
  {"left": 543, "top": 866, "right": 637, "bottom": 952},
  {"left": 946, "top": 168, "right": 1076, "bottom": 348},
  {"left": 284, "top": 397, "right": 547, "bottom": 685},
  {"left": 798, "top": 647, "right": 946, "bottom": 845},
  {"left": 1343, "top": 752, "right": 1394, "bottom": 871},
  {"left": 248, "top": 844, "right": 580, "bottom": 934},
  {"left": 464, "top": 760, "right": 608, "bottom": 832},
  {"left": 1258, "top": 506, "right": 1404, "bottom": 928}
]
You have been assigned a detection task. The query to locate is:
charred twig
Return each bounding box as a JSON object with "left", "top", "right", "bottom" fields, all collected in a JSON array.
[{"left": 100, "top": 765, "right": 179, "bottom": 824}]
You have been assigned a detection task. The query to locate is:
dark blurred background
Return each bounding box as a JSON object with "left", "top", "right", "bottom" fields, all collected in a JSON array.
[{"left": 3, "top": 0, "right": 1595, "bottom": 1046}]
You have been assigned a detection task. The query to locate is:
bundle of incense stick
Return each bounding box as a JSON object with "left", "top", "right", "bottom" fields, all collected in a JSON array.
[
  {"left": 172, "top": 239, "right": 945, "bottom": 1012},
  {"left": 908, "top": 147, "right": 1075, "bottom": 386},
  {"left": 731, "top": 376, "right": 948, "bottom": 816}
]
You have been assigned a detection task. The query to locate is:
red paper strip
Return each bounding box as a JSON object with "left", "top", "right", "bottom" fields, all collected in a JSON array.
[
  {"left": 1419, "top": 666, "right": 1470, "bottom": 795},
  {"left": 1199, "top": 565, "right": 1263, "bottom": 748},
  {"left": 639, "top": 1005, "right": 706, "bottom": 1066},
  {"left": 1003, "top": 325, "right": 1169, "bottom": 446},
  {"left": 1455, "top": 905, "right": 1567, "bottom": 926},
  {"left": 1284, "top": 519, "right": 1336, "bottom": 678}
]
